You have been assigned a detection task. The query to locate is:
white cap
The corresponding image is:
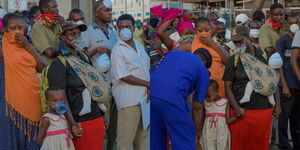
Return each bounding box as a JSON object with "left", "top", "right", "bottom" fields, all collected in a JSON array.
[
  {"left": 217, "top": 18, "right": 226, "bottom": 25},
  {"left": 235, "top": 14, "right": 249, "bottom": 25},
  {"left": 103, "top": 0, "right": 112, "bottom": 9},
  {"left": 268, "top": 52, "right": 283, "bottom": 69},
  {"left": 0, "top": 8, "right": 7, "bottom": 19}
]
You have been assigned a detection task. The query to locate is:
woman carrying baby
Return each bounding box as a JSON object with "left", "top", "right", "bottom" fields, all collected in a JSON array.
[{"left": 222, "top": 26, "right": 281, "bottom": 150}]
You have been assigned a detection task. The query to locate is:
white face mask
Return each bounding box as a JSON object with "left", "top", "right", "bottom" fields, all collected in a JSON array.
[
  {"left": 94, "top": 53, "right": 111, "bottom": 73},
  {"left": 72, "top": 36, "right": 84, "bottom": 50},
  {"left": 250, "top": 29, "right": 260, "bottom": 38},
  {"left": 75, "top": 20, "right": 85, "bottom": 25},
  {"left": 290, "top": 24, "right": 299, "bottom": 34},
  {"left": 236, "top": 45, "right": 247, "bottom": 54},
  {"left": 119, "top": 28, "right": 132, "bottom": 41},
  {"left": 143, "top": 22, "right": 147, "bottom": 26},
  {"left": 268, "top": 52, "right": 283, "bottom": 69}
]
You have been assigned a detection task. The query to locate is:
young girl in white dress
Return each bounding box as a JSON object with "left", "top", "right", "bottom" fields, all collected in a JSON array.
[
  {"left": 37, "top": 89, "right": 82, "bottom": 150},
  {"left": 201, "top": 79, "right": 242, "bottom": 150}
]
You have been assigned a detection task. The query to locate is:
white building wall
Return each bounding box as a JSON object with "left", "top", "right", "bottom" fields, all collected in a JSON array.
[{"left": 112, "top": 0, "right": 150, "bottom": 21}]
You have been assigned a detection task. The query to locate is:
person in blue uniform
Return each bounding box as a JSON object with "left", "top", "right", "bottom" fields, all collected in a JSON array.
[{"left": 150, "top": 35, "right": 210, "bottom": 150}]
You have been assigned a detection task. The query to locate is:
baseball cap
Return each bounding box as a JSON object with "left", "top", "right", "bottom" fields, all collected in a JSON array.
[
  {"left": 61, "top": 21, "right": 87, "bottom": 36},
  {"left": 235, "top": 14, "right": 250, "bottom": 25}
]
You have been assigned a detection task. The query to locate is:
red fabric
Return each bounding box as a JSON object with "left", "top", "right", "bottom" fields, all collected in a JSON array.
[
  {"left": 229, "top": 108, "right": 273, "bottom": 150},
  {"left": 73, "top": 118, "right": 105, "bottom": 150},
  {"left": 151, "top": 4, "right": 193, "bottom": 36},
  {"left": 34, "top": 14, "right": 55, "bottom": 22},
  {"left": 267, "top": 19, "right": 281, "bottom": 30}
]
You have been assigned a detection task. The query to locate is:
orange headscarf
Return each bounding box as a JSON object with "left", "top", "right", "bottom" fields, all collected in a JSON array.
[
  {"left": 192, "top": 32, "right": 226, "bottom": 98},
  {"left": 2, "top": 30, "right": 42, "bottom": 137}
]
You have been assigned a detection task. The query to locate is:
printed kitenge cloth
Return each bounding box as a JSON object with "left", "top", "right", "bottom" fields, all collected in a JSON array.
[
  {"left": 65, "top": 55, "right": 111, "bottom": 105},
  {"left": 239, "top": 53, "right": 280, "bottom": 96}
]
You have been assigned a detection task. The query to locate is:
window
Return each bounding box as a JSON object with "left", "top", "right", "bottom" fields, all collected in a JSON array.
[
  {"left": 112, "top": 12, "right": 116, "bottom": 15},
  {"left": 120, "top": 10, "right": 125, "bottom": 14},
  {"left": 137, "top": 13, "right": 142, "bottom": 17},
  {"left": 145, "top": 12, "right": 150, "bottom": 16}
]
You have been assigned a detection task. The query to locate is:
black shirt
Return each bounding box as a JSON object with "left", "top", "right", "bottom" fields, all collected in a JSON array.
[
  {"left": 222, "top": 48, "right": 273, "bottom": 109},
  {"left": 47, "top": 52, "right": 103, "bottom": 122}
]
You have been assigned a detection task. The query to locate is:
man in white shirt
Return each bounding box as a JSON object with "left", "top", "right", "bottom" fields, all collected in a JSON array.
[{"left": 111, "top": 14, "right": 150, "bottom": 150}]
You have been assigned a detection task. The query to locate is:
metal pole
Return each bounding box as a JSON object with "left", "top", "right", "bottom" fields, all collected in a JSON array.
[
  {"left": 142, "top": 0, "right": 144, "bottom": 21},
  {"left": 125, "top": 0, "right": 127, "bottom": 13},
  {"left": 168, "top": 0, "right": 170, "bottom": 9}
]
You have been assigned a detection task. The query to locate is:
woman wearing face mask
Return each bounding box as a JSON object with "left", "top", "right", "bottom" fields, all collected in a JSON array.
[
  {"left": 47, "top": 21, "right": 110, "bottom": 150},
  {"left": 223, "top": 26, "right": 281, "bottom": 150},
  {"left": 249, "top": 20, "right": 261, "bottom": 49},
  {"left": 0, "top": 13, "right": 46, "bottom": 149}
]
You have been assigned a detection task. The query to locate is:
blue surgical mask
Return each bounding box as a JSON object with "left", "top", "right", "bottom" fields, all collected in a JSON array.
[
  {"left": 54, "top": 101, "right": 67, "bottom": 115},
  {"left": 136, "top": 22, "right": 142, "bottom": 28}
]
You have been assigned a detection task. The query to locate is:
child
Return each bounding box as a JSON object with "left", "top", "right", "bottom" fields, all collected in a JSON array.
[
  {"left": 37, "top": 89, "right": 82, "bottom": 150},
  {"left": 201, "top": 79, "right": 240, "bottom": 150}
]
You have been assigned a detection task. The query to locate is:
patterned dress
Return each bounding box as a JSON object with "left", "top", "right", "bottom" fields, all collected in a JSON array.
[
  {"left": 0, "top": 58, "right": 39, "bottom": 150},
  {"left": 201, "top": 98, "right": 231, "bottom": 150}
]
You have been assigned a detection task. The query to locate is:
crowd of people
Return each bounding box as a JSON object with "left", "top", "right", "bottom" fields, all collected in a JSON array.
[
  {"left": 0, "top": 0, "right": 300, "bottom": 150},
  {"left": 150, "top": 2, "right": 300, "bottom": 150},
  {"left": 0, "top": 0, "right": 150, "bottom": 150}
]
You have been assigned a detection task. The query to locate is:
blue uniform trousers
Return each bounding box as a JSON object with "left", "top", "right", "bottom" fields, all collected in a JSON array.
[{"left": 150, "top": 97, "right": 195, "bottom": 150}]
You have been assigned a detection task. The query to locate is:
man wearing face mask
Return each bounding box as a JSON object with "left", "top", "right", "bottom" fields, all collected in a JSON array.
[
  {"left": 110, "top": 14, "right": 150, "bottom": 150},
  {"left": 249, "top": 20, "right": 262, "bottom": 49},
  {"left": 277, "top": 15, "right": 300, "bottom": 150},
  {"left": 81, "top": 0, "right": 117, "bottom": 60},
  {"left": 31, "top": 0, "right": 64, "bottom": 63},
  {"left": 259, "top": 3, "right": 286, "bottom": 53},
  {"left": 68, "top": 8, "right": 85, "bottom": 24},
  {"left": 216, "top": 21, "right": 226, "bottom": 46},
  {"left": 80, "top": 1, "right": 118, "bottom": 149}
]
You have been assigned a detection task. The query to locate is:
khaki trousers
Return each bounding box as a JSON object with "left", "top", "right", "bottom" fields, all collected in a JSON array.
[{"left": 117, "top": 105, "right": 145, "bottom": 150}]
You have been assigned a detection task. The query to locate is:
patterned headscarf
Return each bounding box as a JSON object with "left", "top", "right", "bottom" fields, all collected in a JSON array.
[{"left": 179, "top": 34, "right": 195, "bottom": 44}]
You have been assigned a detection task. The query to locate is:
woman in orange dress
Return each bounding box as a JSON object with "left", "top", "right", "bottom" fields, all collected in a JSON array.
[{"left": 1, "top": 13, "right": 46, "bottom": 149}]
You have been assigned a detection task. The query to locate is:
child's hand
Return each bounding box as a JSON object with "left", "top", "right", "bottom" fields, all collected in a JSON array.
[{"left": 72, "top": 124, "right": 83, "bottom": 137}]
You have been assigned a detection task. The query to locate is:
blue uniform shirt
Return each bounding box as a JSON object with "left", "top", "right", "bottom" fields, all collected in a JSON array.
[
  {"left": 150, "top": 50, "right": 210, "bottom": 111},
  {"left": 276, "top": 34, "right": 300, "bottom": 89}
]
